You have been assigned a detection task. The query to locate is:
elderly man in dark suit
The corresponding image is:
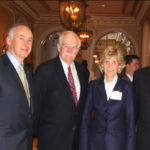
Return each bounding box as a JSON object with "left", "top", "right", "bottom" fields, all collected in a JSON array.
[
  {"left": 133, "top": 66, "right": 150, "bottom": 150},
  {"left": 0, "top": 24, "right": 34, "bottom": 150},
  {"left": 34, "top": 31, "right": 89, "bottom": 150}
]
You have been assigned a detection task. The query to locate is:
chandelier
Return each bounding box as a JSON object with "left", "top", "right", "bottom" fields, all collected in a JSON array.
[
  {"left": 78, "top": 31, "right": 92, "bottom": 49},
  {"left": 77, "top": 14, "right": 92, "bottom": 50},
  {"left": 59, "top": 0, "right": 86, "bottom": 30}
]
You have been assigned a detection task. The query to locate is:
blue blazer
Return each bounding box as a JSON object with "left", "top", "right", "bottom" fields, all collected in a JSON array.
[{"left": 79, "top": 75, "right": 135, "bottom": 150}]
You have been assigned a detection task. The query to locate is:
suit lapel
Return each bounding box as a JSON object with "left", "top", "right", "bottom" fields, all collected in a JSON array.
[
  {"left": 2, "top": 54, "right": 23, "bottom": 88},
  {"left": 74, "top": 63, "right": 85, "bottom": 108},
  {"left": 97, "top": 75, "right": 107, "bottom": 104},
  {"left": 113, "top": 76, "right": 123, "bottom": 92},
  {"left": 55, "top": 57, "right": 75, "bottom": 108},
  {"left": 2, "top": 54, "right": 31, "bottom": 109},
  {"left": 74, "top": 63, "right": 82, "bottom": 99},
  {"left": 108, "top": 75, "right": 122, "bottom": 104}
]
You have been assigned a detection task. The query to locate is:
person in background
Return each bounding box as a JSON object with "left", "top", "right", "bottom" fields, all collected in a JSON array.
[
  {"left": 122, "top": 55, "right": 139, "bottom": 82},
  {"left": 34, "top": 31, "right": 89, "bottom": 150},
  {"left": 0, "top": 24, "right": 34, "bottom": 150},
  {"left": 79, "top": 46, "right": 135, "bottom": 150}
]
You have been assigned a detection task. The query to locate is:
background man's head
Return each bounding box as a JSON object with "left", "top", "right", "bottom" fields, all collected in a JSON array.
[
  {"left": 124, "top": 55, "right": 139, "bottom": 76},
  {"left": 57, "top": 31, "right": 81, "bottom": 65},
  {"left": 6, "top": 24, "right": 33, "bottom": 63}
]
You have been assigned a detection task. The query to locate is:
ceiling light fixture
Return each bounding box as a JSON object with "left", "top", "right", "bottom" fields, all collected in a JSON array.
[{"left": 59, "top": 0, "right": 86, "bottom": 30}]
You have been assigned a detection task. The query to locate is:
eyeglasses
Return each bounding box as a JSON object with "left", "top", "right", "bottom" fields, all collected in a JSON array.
[{"left": 62, "top": 44, "right": 78, "bottom": 51}]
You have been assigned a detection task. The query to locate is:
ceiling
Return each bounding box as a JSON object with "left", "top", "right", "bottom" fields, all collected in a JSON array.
[{"left": 1, "top": 0, "right": 150, "bottom": 26}]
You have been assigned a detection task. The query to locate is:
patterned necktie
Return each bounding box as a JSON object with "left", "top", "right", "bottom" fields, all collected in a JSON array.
[
  {"left": 68, "top": 66, "right": 77, "bottom": 107},
  {"left": 19, "top": 64, "right": 30, "bottom": 106}
]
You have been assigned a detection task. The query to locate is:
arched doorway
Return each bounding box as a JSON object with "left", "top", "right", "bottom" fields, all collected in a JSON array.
[{"left": 40, "top": 31, "right": 61, "bottom": 63}]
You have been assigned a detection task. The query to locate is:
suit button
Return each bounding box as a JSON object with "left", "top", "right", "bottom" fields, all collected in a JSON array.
[
  {"left": 105, "top": 110, "right": 108, "bottom": 113},
  {"left": 104, "top": 128, "right": 107, "bottom": 132},
  {"left": 105, "top": 119, "right": 107, "bottom": 122}
]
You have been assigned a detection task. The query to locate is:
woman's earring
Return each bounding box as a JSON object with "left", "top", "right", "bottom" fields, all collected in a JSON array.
[{"left": 118, "top": 68, "right": 121, "bottom": 73}]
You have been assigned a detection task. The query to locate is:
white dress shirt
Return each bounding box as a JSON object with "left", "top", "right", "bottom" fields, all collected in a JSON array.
[
  {"left": 104, "top": 74, "right": 118, "bottom": 100},
  {"left": 59, "top": 56, "right": 80, "bottom": 101},
  {"left": 126, "top": 73, "right": 133, "bottom": 82}
]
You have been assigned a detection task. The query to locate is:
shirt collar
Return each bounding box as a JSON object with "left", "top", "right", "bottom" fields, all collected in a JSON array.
[
  {"left": 104, "top": 74, "right": 118, "bottom": 85},
  {"left": 126, "top": 73, "right": 133, "bottom": 82},
  {"left": 6, "top": 51, "right": 23, "bottom": 69},
  {"left": 59, "top": 56, "right": 74, "bottom": 70}
]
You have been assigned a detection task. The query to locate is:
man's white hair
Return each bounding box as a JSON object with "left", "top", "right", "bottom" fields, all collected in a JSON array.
[
  {"left": 7, "top": 24, "right": 31, "bottom": 40},
  {"left": 58, "top": 31, "right": 81, "bottom": 49}
]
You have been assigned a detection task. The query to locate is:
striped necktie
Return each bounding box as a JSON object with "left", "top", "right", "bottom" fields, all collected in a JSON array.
[{"left": 68, "top": 66, "right": 77, "bottom": 107}]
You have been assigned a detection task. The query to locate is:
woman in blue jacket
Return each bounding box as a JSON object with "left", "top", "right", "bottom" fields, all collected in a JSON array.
[{"left": 79, "top": 46, "right": 135, "bottom": 150}]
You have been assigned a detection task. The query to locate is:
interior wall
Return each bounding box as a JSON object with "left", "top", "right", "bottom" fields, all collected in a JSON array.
[
  {"left": 0, "top": 4, "right": 34, "bottom": 65},
  {"left": 33, "top": 24, "right": 65, "bottom": 69},
  {"left": 0, "top": 4, "right": 14, "bottom": 55}
]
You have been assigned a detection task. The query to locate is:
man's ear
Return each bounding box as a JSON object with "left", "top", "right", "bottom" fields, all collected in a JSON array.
[
  {"left": 57, "top": 43, "right": 61, "bottom": 53},
  {"left": 6, "top": 36, "right": 11, "bottom": 46},
  {"left": 126, "top": 64, "right": 130, "bottom": 68}
]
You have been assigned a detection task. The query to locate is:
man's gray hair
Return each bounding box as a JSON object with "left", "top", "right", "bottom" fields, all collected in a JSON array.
[
  {"left": 7, "top": 24, "right": 31, "bottom": 40},
  {"left": 58, "top": 31, "right": 81, "bottom": 49}
]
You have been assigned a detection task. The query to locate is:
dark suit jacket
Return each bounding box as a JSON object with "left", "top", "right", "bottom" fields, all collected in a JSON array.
[
  {"left": 133, "top": 66, "right": 150, "bottom": 150},
  {"left": 33, "top": 56, "right": 89, "bottom": 150},
  {"left": 79, "top": 74, "right": 135, "bottom": 150},
  {"left": 122, "top": 74, "right": 132, "bottom": 82},
  {"left": 0, "top": 54, "right": 33, "bottom": 150}
]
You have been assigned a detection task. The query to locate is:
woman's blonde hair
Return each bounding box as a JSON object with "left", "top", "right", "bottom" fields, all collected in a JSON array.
[{"left": 99, "top": 46, "right": 125, "bottom": 73}]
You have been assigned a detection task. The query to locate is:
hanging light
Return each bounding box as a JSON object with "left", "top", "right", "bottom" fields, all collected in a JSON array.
[
  {"left": 59, "top": 0, "right": 86, "bottom": 30},
  {"left": 77, "top": 14, "right": 92, "bottom": 50},
  {"left": 78, "top": 31, "right": 92, "bottom": 49}
]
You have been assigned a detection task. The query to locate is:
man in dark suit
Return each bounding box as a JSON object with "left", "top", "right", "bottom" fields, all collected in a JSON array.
[
  {"left": 34, "top": 31, "right": 89, "bottom": 150},
  {"left": 133, "top": 66, "right": 150, "bottom": 150},
  {"left": 122, "top": 55, "right": 139, "bottom": 82},
  {"left": 0, "top": 24, "right": 34, "bottom": 150}
]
